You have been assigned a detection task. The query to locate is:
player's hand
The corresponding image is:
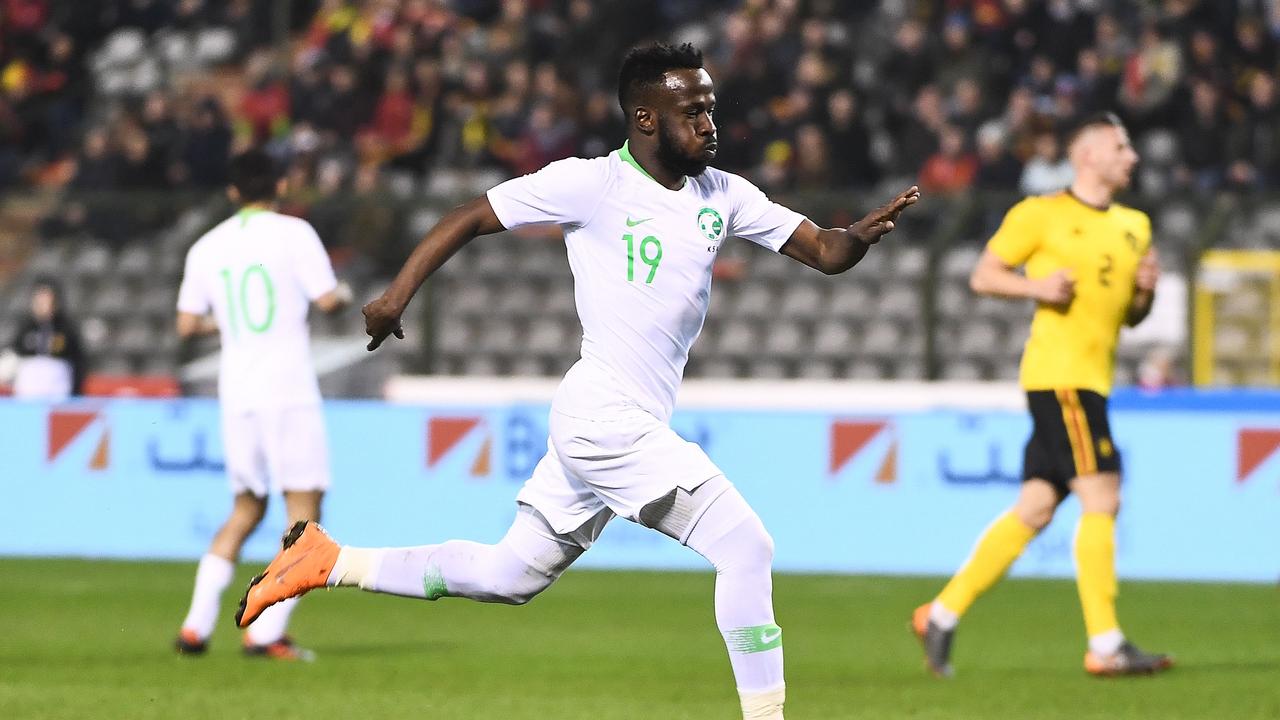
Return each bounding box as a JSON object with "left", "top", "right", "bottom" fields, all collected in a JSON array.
[
  {"left": 362, "top": 296, "right": 405, "bottom": 351},
  {"left": 1135, "top": 249, "right": 1159, "bottom": 293},
  {"left": 849, "top": 185, "right": 920, "bottom": 245},
  {"left": 1034, "top": 269, "right": 1075, "bottom": 306}
]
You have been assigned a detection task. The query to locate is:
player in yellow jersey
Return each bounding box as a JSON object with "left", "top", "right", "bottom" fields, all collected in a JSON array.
[{"left": 912, "top": 112, "right": 1173, "bottom": 678}]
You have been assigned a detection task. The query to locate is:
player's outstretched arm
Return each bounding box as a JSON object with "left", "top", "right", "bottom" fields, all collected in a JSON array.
[
  {"left": 363, "top": 196, "right": 506, "bottom": 351},
  {"left": 780, "top": 185, "right": 920, "bottom": 275}
]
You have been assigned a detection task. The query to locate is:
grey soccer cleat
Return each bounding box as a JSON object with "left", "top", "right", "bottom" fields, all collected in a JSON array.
[
  {"left": 1084, "top": 640, "right": 1174, "bottom": 677},
  {"left": 911, "top": 603, "right": 955, "bottom": 678}
]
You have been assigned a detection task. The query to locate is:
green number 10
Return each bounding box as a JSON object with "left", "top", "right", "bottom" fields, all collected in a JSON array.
[
  {"left": 219, "top": 265, "right": 276, "bottom": 337},
  {"left": 624, "top": 233, "right": 663, "bottom": 284}
]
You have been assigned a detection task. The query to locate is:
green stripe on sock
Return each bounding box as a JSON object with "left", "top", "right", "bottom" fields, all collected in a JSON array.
[
  {"left": 724, "top": 623, "right": 783, "bottom": 654},
  {"left": 423, "top": 565, "right": 449, "bottom": 601}
]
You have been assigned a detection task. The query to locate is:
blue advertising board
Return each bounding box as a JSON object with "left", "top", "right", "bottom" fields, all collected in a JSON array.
[{"left": 0, "top": 393, "right": 1275, "bottom": 582}]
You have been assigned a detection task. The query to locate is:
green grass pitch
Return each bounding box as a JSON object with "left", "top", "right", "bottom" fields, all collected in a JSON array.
[{"left": 1, "top": 559, "right": 1276, "bottom": 719}]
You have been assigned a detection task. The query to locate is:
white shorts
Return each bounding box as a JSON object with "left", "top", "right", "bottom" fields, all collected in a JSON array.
[
  {"left": 516, "top": 406, "right": 725, "bottom": 534},
  {"left": 221, "top": 404, "right": 331, "bottom": 497}
]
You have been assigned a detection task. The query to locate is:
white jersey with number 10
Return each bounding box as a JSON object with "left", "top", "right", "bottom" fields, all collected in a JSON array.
[{"left": 177, "top": 209, "right": 338, "bottom": 412}]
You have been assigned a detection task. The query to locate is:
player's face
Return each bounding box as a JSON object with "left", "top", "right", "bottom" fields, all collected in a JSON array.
[
  {"left": 655, "top": 68, "right": 718, "bottom": 176},
  {"left": 1092, "top": 125, "right": 1139, "bottom": 191}
]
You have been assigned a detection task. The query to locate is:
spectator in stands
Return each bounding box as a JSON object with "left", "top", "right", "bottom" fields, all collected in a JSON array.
[
  {"left": 919, "top": 124, "right": 978, "bottom": 195},
  {"left": 792, "top": 122, "right": 832, "bottom": 190},
  {"left": 974, "top": 121, "right": 1022, "bottom": 191},
  {"left": 1226, "top": 71, "right": 1280, "bottom": 190},
  {"left": 1020, "top": 130, "right": 1073, "bottom": 196},
  {"left": 894, "top": 84, "right": 946, "bottom": 177},
  {"left": 7, "top": 277, "right": 83, "bottom": 400},
  {"left": 177, "top": 96, "right": 232, "bottom": 188},
  {"left": 1117, "top": 22, "right": 1182, "bottom": 129},
  {"left": 823, "top": 89, "right": 878, "bottom": 188},
  {"left": 1176, "top": 77, "right": 1227, "bottom": 191}
]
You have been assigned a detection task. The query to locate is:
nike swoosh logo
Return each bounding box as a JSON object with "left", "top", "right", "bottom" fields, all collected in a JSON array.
[
  {"left": 272, "top": 548, "right": 313, "bottom": 584},
  {"left": 761, "top": 629, "right": 781, "bottom": 644},
  {"left": 625, "top": 217, "right": 653, "bottom": 227}
]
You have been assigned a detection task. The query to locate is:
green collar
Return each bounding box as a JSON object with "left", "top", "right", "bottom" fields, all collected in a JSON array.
[
  {"left": 236, "top": 205, "right": 270, "bottom": 228},
  {"left": 619, "top": 140, "right": 684, "bottom": 189}
]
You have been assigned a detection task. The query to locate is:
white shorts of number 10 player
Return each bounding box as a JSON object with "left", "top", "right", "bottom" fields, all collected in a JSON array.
[
  {"left": 221, "top": 405, "right": 331, "bottom": 497},
  {"left": 517, "top": 405, "right": 727, "bottom": 540}
]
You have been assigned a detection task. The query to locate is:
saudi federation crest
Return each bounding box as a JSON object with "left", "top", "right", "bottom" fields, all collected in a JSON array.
[{"left": 697, "top": 207, "right": 725, "bottom": 242}]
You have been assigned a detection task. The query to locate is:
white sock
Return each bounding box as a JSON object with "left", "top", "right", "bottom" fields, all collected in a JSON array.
[
  {"left": 1088, "top": 628, "right": 1125, "bottom": 656},
  {"left": 929, "top": 600, "right": 960, "bottom": 631},
  {"left": 181, "top": 554, "right": 234, "bottom": 638},
  {"left": 245, "top": 597, "right": 299, "bottom": 645},
  {"left": 740, "top": 685, "right": 786, "bottom": 720},
  {"left": 327, "top": 547, "right": 386, "bottom": 590}
]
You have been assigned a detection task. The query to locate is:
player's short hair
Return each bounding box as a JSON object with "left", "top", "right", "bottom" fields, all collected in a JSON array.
[
  {"left": 229, "top": 150, "right": 281, "bottom": 203},
  {"left": 617, "top": 42, "right": 704, "bottom": 115},
  {"left": 1066, "top": 111, "right": 1125, "bottom": 148}
]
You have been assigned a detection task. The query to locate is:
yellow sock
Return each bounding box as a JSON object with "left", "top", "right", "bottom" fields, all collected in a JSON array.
[
  {"left": 1074, "top": 512, "right": 1120, "bottom": 638},
  {"left": 936, "top": 511, "right": 1037, "bottom": 617}
]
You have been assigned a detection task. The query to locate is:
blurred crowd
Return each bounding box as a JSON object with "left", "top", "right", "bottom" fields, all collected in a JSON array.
[{"left": 4, "top": 0, "right": 1280, "bottom": 239}]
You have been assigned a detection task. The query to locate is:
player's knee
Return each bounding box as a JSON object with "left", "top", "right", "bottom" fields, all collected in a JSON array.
[
  {"left": 1015, "top": 503, "right": 1055, "bottom": 531},
  {"left": 725, "top": 517, "right": 774, "bottom": 573},
  {"left": 1081, "top": 493, "right": 1120, "bottom": 517},
  {"left": 496, "top": 574, "right": 552, "bottom": 605}
]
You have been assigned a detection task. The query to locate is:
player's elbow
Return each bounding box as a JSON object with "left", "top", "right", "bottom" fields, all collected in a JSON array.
[{"left": 969, "top": 271, "right": 991, "bottom": 296}]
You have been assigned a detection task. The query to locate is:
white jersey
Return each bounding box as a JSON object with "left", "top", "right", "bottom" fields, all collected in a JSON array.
[
  {"left": 177, "top": 208, "right": 338, "bottom": 411},
  {"left": 487, "top": 142, "right": 805, "bottom": 421}
]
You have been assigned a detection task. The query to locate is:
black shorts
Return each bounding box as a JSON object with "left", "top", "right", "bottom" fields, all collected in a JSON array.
[{"left": 1023, "top": 389, "right": 1122, "bottom": 495}]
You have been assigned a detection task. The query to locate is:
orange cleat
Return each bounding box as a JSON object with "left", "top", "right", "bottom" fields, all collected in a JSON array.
[
  {"left": 242, "top": 634, "right": 316, "bottom": 662},
  {"left": 235, "top": 521, "right": 340, "bottom": 628},
  {"left": 175, "top": 627, "right": 207, "bottom": 655},
  {"left": 1084, "top": 641, "right": 1174, "bottom": 677}
]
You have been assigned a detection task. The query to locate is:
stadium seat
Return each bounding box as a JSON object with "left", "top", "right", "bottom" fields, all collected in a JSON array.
[
  {"left": 525, "top": 318, "right": 568, "bottom": 355},
  {"left": 861, "top": 321, "right": 902, "bottom": 356},
  {"left": 115, "top": 244, "right": 153, "bottom": 279},
  {"left": 846, "top": 359, "right": 884, "bottom": 379},
  {"left": 796, "top": 358, "right": 837, "bottom": 379},
  {"left": 812, "top": 319, "right": 858, "bottom": 359},
  {"left": 825, "top": 283, "right": 874, "bottom": 319},
  {"left": 778, "top": 284, "right": 824, "bottom": 318},
  {"left": 733, "top": 285, "right": 776, "bottom": 319},
  {"left": 747, "top": 358, "right": 788, "bottom": 379},
  {"left": 476, "top": 319, "right": 522, "bottom": 355},
  {"left": 762, "top": 321, "right": 807, "bottom": 359},
  {"left": 194, "top": 28, "right": 237, "bottom": 65},
  {"left": 892, "top": 246, "right": 929, "bottom": 280},
  {"left": 939, "top": 246, "right": 981, "bottom": 280},
  {"left": 436, "top": 317, "right": 472, "bottom": 355},
  {"left": 716, "top": 320, "right": 759, "bottom": 359}
]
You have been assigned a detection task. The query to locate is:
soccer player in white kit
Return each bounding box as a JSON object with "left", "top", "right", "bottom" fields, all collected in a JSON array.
[
  {"left": 174, "top": 151, "right": 350, "bottom": 660},
  {"left": 236, "top": 45, "right": 918, "bottom": 715}
]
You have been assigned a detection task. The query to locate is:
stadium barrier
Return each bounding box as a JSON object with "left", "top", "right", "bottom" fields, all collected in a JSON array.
[{"left": 1, "top": 381, "right": 1275, "bottom": 582}]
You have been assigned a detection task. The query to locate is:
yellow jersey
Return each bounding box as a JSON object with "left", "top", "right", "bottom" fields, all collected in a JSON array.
[{"left": 987, "top": 191, "right": 1152, "bottom": 396}]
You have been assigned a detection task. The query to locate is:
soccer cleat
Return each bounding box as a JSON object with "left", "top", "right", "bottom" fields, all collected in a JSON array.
[
  {"left": 1084, "top": 641, "right": 1174, "bottom": 677},
  {"left": 175, "top": 628, "right": 208, "bottom": 655},
  {"left": 235, "top": 520, "right": 340, "bottom": 628},
  {"left": 911, "top": 603, "right": 955, "bottom": 678},
  {"left": 242, "top": 634, "right": 316, "bottom": 662}
]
